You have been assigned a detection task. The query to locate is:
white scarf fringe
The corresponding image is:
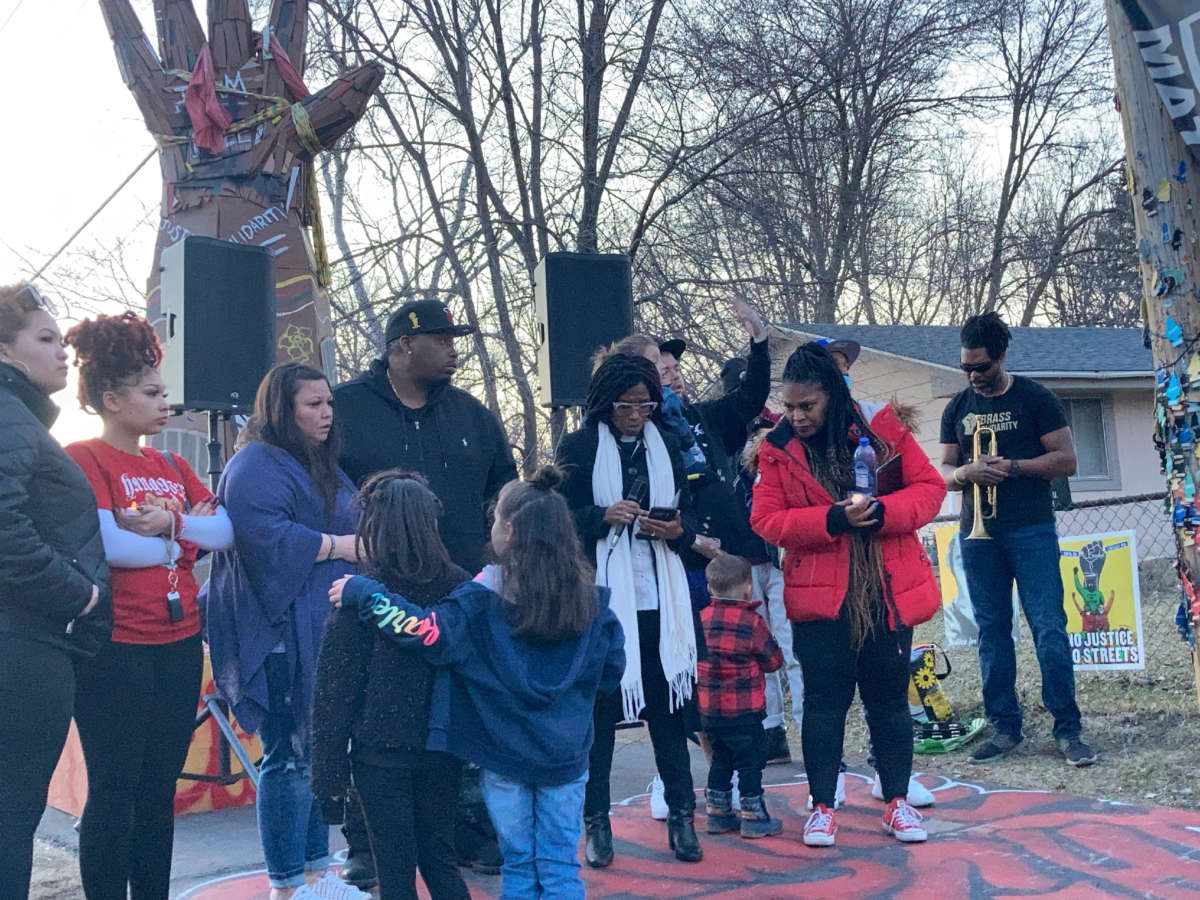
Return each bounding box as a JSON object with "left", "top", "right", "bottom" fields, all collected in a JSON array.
[{"left": 593, "top": 421, "right": 696, "bottom": 721}]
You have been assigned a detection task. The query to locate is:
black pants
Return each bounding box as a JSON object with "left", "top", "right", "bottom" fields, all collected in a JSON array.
[
  {"left": 353, "top": 755, "right": 469, "bottom": 900},
  {"left": 73, "top": 634, "right": 204, "bottom": 900},
  {"left": 794, "top": 608, "right": 912, "bottom": 807},
  {"left": 585, "top": 611, "right": 696, "bottom": 817},
  {"left": 342, "top": 790, "right": 372, "bottom": 859},
  {"left": 706, "top": 723, "right": 766, "bottom": 797},
  {"left": 0, "top": 633, "right": 76, "bottom": 900}
]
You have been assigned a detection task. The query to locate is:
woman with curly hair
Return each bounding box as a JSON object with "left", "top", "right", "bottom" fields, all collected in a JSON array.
[
  {"left": 63, "top": 312, "right": 233, "bottom": 899},
  {"left": 0, "top": 283, "right": 108, "bottom": 899}
]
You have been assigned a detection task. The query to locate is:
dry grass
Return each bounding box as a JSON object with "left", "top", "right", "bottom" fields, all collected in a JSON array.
[{"left": 827, "top": 578, "right": 1200, "bottom": 809}]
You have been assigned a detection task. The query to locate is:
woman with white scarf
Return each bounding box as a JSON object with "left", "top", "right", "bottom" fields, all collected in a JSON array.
[{"left": 556, "top": 352, "right": 705, "bottom": 867}]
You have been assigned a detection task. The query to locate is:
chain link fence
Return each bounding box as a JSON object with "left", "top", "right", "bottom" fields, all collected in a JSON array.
[{"left": 918, "top": 492, "right": 1190, "bottom": 684}]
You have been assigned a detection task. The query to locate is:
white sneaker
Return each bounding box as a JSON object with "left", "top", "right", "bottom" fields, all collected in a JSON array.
[
  {"left": 871, "top": 773, "right": 935, "bottom": 808},
  {"left": 731, "top": 770, "right": 741, "bottom": 811},
  {"left": 649, "top": 775, "right": 668, "bottom": 820},
  {"left": 297, "top": 872, "right": 372, "bottom": 900},
  {"left": 806, "top": 771, "right": 844, "bottom": 810}
]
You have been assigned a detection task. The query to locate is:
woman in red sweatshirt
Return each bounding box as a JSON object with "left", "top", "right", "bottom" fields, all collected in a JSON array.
[
  {"left": 750, "top": 342, "right": 944, "bottom": 850},
  {"left": 64, "top": 313, "right": 233, "bottom": 900}
]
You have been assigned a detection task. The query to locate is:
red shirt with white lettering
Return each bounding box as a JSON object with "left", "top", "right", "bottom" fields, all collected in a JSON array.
[{"left": 66, "top": 438, "right": 212, "bottom": 644}]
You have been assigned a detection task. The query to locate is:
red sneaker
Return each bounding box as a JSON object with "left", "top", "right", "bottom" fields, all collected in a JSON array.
[
  {"left": 802, "top": 804, "right": 837, "bottom": 847},
  {"left": 883, "top": 797, "right": 928, "bottom": 842}
]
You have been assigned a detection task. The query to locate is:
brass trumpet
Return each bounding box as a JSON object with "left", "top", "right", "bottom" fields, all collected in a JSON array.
[{"left": 967, "top": 425, "right": 998, "bottom": 540}]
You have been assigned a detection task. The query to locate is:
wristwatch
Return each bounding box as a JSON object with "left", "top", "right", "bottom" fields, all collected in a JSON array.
[{"left": 1009, "top": 459, "right": 1021, "bottom": 477}]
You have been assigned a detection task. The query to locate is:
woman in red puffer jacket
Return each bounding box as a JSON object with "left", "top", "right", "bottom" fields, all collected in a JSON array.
[{"left": 750, "top": 342, "right": 944, "bottom": 850}]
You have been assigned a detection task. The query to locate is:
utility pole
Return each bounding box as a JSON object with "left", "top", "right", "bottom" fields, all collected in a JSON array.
[{"left": 1105, "top": 0, "right": 1200, "bottom": 706}]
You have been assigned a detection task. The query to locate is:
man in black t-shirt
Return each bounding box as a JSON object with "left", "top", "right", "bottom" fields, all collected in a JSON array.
[{"left": 939, "top": 313, "right": 1096, "bottom": 768}]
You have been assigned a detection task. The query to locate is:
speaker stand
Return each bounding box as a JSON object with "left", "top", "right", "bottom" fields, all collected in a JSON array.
[{"left": 179, "top": 411, "right": 263, "bottom": 788}]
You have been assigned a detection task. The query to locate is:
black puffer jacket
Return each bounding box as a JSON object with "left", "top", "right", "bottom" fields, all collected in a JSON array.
[
  {"left": 312, "top": 563, "right": 472, "bottom": 802},
  {"left": 0, "top": 363, "right": 111, "bottom": 657}
]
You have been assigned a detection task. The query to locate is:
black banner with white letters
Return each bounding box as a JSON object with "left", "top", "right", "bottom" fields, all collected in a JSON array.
[{"left": 1119, "top": 0, "right": 1200, "bottom": 160}]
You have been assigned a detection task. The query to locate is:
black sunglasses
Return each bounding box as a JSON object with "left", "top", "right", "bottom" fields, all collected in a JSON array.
[{"left": 960, "top": 361, "right": 995, "bottom": 375}]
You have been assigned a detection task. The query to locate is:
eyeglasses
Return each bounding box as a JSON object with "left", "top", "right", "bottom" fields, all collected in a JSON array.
[
  {"left": 959, "top": 361, "right": 994, "bottom": 375},
  {"left": 612, "top": 401, "right": 658, "bottom": 415},
  {"left": 17, "top": 284, "right": 59, "bottom": 316}
]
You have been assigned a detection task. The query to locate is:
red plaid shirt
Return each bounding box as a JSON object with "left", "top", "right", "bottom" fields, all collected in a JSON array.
[{"left": 698, "top": 597, "right": 783, "bottom": 726}]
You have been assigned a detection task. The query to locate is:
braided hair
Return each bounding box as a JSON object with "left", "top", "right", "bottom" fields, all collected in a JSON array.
[
  {"left": 583, "top": 352, "right": 664, "bottom": 429},
  {"left": 781, "top": 341, "right": 889, "bottom": 647},
  {"left": 781, "top": 342, "right": 887, "bottom": 492},
  {"left": 63, "top": 312, "right": 163, "bottom": 414}
]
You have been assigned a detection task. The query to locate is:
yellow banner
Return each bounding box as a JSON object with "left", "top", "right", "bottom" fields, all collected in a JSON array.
[
  {"left": 933, "top": 524, "right": 1145, "bottom": 671},
  {"left": 1059, "top": 530, "right": 1144, "bottom": 671}
]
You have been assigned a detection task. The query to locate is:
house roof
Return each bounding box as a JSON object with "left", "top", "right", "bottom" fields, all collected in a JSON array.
[{"left": 779, "top": 323, "right": 1152, "bottom": 376}]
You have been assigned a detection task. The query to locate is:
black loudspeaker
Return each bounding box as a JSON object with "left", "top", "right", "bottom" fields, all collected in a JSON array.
[
  {"left": 159, "top": 236, "right": 275, "bottom": 412},
  {"left": 535, "top": 252, "right": 633, "bottom": 407}
]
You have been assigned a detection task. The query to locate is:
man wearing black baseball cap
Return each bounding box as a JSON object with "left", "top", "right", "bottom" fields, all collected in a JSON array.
[
  {"left": 337, "top": 299, "right": 514, "bottom": 573},
  {"left": 333, "top": 298, "right": 517, "bottom": 882}
]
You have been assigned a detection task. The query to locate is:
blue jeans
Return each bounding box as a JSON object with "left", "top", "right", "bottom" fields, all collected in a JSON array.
[
  {"left": 481, "top": 770, "right": 587, "bottom": 900},
  {"left": 960, "top": 521, "right": 1082, "bottom": 742},
  {"left": 256, "top": 653, "right": 331, "bottom": 888}
]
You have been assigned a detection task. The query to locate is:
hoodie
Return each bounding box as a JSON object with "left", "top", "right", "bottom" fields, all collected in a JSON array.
[
  {"left": 334, "top": 360, "right": 518, "bottom": 574},
  {"left": 340, "top": 572, "right": 625, "bottom": 786}
]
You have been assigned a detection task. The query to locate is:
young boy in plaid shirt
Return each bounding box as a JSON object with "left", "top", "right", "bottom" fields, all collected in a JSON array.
[{"left": 698, "top": 554, "right": 784, "bottom": 837}]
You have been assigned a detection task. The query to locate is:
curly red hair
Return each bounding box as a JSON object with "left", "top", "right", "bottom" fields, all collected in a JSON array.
[{"left": 64, "top": 312, "right": 163, "bottom": 414}]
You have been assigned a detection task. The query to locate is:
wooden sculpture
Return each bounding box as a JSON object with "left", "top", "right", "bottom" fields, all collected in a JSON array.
[{"left": 99, "top": 0, "right": 382, "bottom": 375}]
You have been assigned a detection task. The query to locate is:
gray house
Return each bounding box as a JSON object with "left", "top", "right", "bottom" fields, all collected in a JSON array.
[{"left": 768, "top": 324, "right": 1156, "bottom": 507}]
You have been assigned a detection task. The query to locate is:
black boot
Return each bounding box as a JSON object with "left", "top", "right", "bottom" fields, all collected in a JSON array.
[
  {"left": 584, "top": 813, "right": 614, "bottom": 868},
  {"left": 340, "top": 790, "right": 378, "bottom": 889},
  {"left": 764, "top": 724, "right": 792, "bottom": 766},
  {"left": 739, "top": 793, "right": 783, "bottom": 838},
  {"left": 667, "top": 810, "right": 703, "bottom": 862},
  {"left": 704, "top": 789, "right": 738, "bottom": 834}
]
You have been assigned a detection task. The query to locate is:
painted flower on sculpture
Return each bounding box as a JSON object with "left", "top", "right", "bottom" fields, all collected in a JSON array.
[{"left": 279, "top": 324, "right": 314, "bottom": 363}]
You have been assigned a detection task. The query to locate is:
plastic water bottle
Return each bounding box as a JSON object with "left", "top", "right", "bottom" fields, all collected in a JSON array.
[{"left": 853, "top": 437, "right": 877, "bottom": 498}]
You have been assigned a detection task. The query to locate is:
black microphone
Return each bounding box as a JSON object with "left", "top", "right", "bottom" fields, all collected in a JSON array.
[{"left": 608, "top": 476, "right": 649, "bottom": 547}]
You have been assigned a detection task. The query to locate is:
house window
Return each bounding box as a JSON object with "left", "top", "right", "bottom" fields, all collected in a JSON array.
[{"left": 1062, "top": 396, "right": 1120, "bottom": 490}]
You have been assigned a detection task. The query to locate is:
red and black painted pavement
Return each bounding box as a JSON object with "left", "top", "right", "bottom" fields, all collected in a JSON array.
[{"left": 178, "top": 773, "right": 1200, "bottom": 899}]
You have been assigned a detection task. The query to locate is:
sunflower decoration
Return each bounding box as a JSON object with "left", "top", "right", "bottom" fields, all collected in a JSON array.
[{"left": 914, "top": 665, "right": 937, "bottom": 691}]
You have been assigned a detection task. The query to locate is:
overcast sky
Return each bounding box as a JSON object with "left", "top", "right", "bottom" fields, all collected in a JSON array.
[{"left": 1, "top": 0, "right": 164, "bottom": 440}]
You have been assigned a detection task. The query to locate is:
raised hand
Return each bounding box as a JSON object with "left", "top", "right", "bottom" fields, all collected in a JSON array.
[
  {"left": 731, "top": 297, "right": 768, "bottom": 342},
  {"left": 99, "top": 0, "right": 383, "bottom": 374}
]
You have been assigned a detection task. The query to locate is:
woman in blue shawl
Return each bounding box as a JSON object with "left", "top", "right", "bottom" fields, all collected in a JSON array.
[{"left": 204, "top": 363, "right": 360, "bottom": 898}]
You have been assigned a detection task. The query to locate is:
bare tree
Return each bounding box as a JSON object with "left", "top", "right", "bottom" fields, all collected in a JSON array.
[
  {"left": 306, "top": 0, "right": 746, "bottom": 467},
  {"left": 970, "top": 0, "right": 1111, "bottom": 313}
]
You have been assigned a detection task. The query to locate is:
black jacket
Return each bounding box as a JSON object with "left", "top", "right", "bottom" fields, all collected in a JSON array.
[
  {"left": 555, "top": 422, "right": 697, "bottom": 557},
  {"left": 311, "top": 563, "right": 471, "bottom": 802},
  {"left": 334, "top": 360, "right": 518, "bottom": 574},
  {"left": 0, "top": 363, "right": 111, "bottom": 658},
  {"left": 681, "top": 337, "right": 771, "bottom": 566}
]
